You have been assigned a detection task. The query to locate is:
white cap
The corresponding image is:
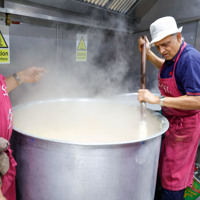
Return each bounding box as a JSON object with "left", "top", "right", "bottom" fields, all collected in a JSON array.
[{"left": 149, "top": 16, "right": 182, "bottom": 46}]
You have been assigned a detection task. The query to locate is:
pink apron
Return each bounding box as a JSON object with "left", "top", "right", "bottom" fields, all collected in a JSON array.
[
  {"left": 158, "top": 42, "right": 200, "bottom": 191},
  {"left": 0, "top": 74, "right": 17, "bottom": 200}
]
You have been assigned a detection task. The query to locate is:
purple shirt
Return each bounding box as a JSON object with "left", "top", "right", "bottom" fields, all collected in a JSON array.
[{"left": 160, "top": 42, "right": 200, "bottom": 96}]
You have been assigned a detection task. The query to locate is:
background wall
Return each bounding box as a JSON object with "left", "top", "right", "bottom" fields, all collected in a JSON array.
[{"left": 0, "top": 0, "right": 200, "bottom": 107}]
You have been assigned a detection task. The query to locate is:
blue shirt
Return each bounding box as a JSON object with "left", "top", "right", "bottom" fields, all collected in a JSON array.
[{"left": 160, "top": 42, "right": 200, "bottom": 96}]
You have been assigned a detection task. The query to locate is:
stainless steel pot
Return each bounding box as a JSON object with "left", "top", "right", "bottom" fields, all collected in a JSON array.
[{"left": 11, "top": 96, "right": 169, "bottom": 200}]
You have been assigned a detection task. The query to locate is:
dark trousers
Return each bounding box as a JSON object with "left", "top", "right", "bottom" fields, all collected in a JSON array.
[
  {"left": 154, "top": 172, "right": 186, "bottom": 200},
  {"left": 161, "top": 188, "right": 186, "bottom": 200}
]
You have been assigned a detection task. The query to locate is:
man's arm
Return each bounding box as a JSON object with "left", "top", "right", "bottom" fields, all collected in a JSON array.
[
  {"left": 138, "top": 36, "right": 164, "bottom": 69},
  {"left": 5, "top": 74, "right": 19, "bottom": 93},
  {"left": 0, "top": 187, "right": 6, "bottom": 200},
  {"left": 159, "top": 95, "right": 200, "bottom": 110},
  {"left": 138, "top": 89, "right": 200, "bottom": 110},
  {"left": 5, "top": 67, "right": 45, "bottom": 93},
  {"left": 146, "top": 50, "right": 165, "bottom": 70}
]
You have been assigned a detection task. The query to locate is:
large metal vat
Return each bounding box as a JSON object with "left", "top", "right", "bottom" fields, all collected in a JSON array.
[{"left": 11, "top": 96, "right": 169, "bottom": 200}]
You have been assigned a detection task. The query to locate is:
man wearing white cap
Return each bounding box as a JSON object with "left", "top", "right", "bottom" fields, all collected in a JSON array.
[{"left": 138, "top": 16, "right": 200, "bottom": 200}]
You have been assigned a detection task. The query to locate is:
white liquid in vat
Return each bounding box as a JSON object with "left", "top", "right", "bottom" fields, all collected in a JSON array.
[{"left": 13, "top": 100, "right": 162, "bottom": 144}]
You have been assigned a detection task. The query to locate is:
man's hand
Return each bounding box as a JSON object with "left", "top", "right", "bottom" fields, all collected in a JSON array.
[
  {"left": 5, "top": 66, "right": 46, "bottom": 93},
  {"left": 138, "top": 36, "right": 152, "bottom": 60},
  {"left": 138, "top": 89, "right": 160, "bottom": 104},
  {"left": 16, "top": 67, "right": 46, "bottom": 83}
]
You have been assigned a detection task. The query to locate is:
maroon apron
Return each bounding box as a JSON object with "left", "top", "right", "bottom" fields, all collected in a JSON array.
[
  {"left": 158, "top": 42, "right": 200, "bottom": 191},
  {"left": 0, "top": 74, "right": 17, "bottom": 200}
]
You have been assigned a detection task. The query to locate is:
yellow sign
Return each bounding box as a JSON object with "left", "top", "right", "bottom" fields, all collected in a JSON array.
[
  {"left": 77, "top": 36, "right": 86, "bottom": 50},
  {"left": 76, "top": 34, "right": 87, "bottom": 61},
  {"left": 0, "top": 49, "right": 9, "bottom": 62},
  {"left": 0, "top": 25, "right": 10, "bottom": 64},
  {"left": 0, "top": 31, "right": 8, "bottom": 48},
  {"left": 76, "top": 51, "right": 87, "bottom": 61}
]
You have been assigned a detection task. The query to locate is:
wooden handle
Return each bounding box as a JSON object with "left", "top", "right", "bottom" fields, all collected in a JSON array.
[
  {"left": 140, "top": 36, "right": 147, "bottom": 119},
  {"left": 141, "top": 36, "right": 146, "bottom": 90}
]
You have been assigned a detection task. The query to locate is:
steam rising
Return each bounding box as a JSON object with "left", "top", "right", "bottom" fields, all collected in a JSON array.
[{"left": 0, "top": 20, "right": 159, "bottom": 105}]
